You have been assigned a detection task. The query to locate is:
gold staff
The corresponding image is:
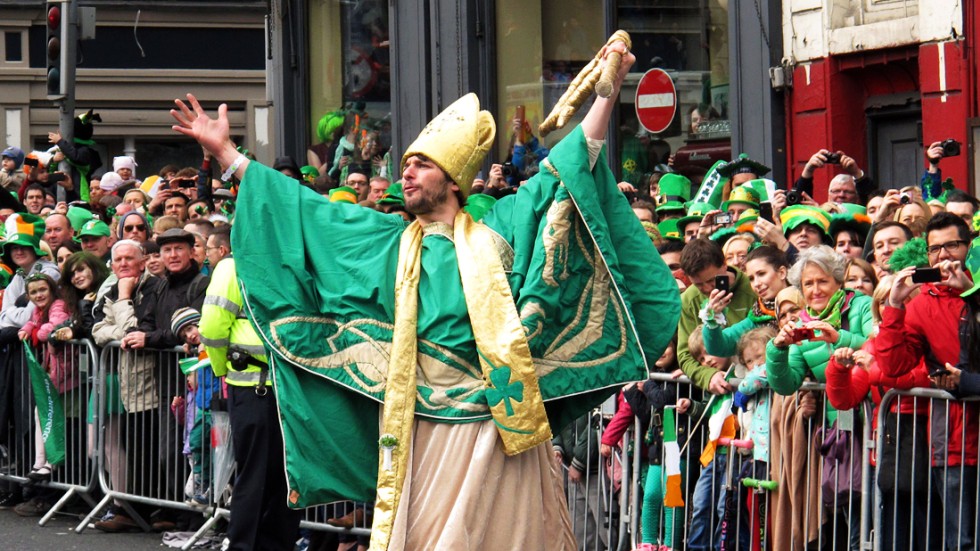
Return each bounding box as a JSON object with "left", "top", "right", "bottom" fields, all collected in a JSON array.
[{"left": 539, "top": 30, "right": 632, "bottom": 137}]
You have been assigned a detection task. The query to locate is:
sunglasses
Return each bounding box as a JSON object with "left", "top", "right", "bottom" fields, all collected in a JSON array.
[{"left": 124, "top": 224, "right": 147, "bottom": 232}]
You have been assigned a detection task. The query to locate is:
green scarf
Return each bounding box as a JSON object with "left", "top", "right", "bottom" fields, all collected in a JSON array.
[
  {"left": 806, "top": 288, "right": 846, "bottom": 329},
  {"left": 747, "top": 297, "right": 777, "bottom": 326}
]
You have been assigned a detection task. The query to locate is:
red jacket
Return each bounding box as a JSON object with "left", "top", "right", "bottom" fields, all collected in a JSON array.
[
  {"left": 876, "top": 284, "right": 979, "bottom": 466},
  {"left": 602, "top": 389, "right": 635, "bottom": 448},
  {"left": 826, "top": 337, "right": 931, "bottom": 417}
]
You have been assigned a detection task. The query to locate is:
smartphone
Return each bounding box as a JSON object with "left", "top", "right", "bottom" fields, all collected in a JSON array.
[
  {"left": 792, "top": 327, "right": 815, "bottom": 342},
  {"left": 927, "top": 359, "right": 949, "bottom": 378},
  {"left": 48, "top": 173, "right": 66, "bottom": 184},
  {"left": 714, "top": 275, "right": 730, "bottom": 293},
  {"left": 911, "top": 267, "right": 942, "bottom": 284},
  {"left": 515, "top": 105, "right": 525, "bottom": 122},
  {"left": 759, "top": 202, "right": 774, "bottom": 223},
  {"left": 714, "top": 213, "right": 733, "bottom": 225}
]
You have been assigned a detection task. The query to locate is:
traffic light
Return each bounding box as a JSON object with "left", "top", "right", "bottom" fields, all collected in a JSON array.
[{"left": 45, "top": 1, "right": 69, "bottom": 99}]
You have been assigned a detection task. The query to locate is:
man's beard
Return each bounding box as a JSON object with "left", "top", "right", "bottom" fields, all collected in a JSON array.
[{"left": 405, "top": 182, "right": 450, "bottom": 215}]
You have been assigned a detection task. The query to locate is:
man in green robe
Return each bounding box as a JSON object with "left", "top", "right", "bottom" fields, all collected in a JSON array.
[{"left": 171, "top": 41, "right": 679, "bottom": 551}]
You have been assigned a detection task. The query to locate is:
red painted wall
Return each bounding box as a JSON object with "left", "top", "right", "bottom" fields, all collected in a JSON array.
[{"left": 785, "top": 39, "right": 974, "bottom": 201}]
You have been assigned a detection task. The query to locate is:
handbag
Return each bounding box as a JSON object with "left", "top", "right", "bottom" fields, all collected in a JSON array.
[
  {"left": 876, "top": 411, "right": 929, "bottom": 494},
  {"left": 817, "top": 413, "right": 863, "bottom": 508}
]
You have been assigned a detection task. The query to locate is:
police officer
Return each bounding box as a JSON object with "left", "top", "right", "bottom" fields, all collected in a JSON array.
[{"left": 200, "top": 251, "right": 300, "bottom": 550}]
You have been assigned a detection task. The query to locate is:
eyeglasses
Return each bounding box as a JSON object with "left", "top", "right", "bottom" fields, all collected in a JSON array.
[
  {"left": 926, "top": 240, "right": 967, "bottom": 256},
  {"left": 123, "top": 224, "right": 146, "bottom": 232}
]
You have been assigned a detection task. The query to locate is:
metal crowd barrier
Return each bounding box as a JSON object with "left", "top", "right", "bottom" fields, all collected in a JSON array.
[
  {"left": 874, "top": 388, "right": 980, "bottom": 551},
  {"left": 0, "top": 339, "right": 100, "bottom": 525},
  {"left": 76, "top": 342, "right": 199, "bottom": 533},
  {"left": 583, "top": 374, "right": 875, "bottom": 551}
]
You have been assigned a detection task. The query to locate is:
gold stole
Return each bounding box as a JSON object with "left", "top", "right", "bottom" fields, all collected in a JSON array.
[{"left": 369, "top": 210, "right": 552, "bottom": 550}]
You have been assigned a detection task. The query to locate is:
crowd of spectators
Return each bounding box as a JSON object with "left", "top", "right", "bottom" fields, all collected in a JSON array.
[{"left": 1, "top": 101, "right": 979, "bottom": 551}]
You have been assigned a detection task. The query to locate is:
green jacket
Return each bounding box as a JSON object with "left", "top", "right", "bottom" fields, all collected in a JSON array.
[
  {"left": 766, "top": 292, "right": 873, "bottom": 422},
  {"left": 677, "top": 268, "right": 757, "bottom": 390}
]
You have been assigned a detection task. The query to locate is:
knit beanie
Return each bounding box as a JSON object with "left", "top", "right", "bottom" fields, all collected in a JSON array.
[{"left": 171, "top": 307, "right": 201, "bottom": 338}]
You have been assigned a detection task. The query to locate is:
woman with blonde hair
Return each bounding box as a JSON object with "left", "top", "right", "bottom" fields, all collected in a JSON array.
[{"left": 892, "top": 186, "right": 932, "bottom": 236}]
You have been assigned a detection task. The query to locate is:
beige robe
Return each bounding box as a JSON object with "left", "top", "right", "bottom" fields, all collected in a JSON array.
[{"left": 388, "top": 419, "right": 576, "bottom": 550}]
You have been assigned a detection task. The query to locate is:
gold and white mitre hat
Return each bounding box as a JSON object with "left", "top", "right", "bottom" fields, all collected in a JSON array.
[{"left": 401, "top": 93, "right": 495, "bottom": 195}]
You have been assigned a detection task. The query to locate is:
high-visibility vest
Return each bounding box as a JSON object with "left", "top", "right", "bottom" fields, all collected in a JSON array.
[{"left": 200, "top": 257, "right": 269, "bottom": 387}]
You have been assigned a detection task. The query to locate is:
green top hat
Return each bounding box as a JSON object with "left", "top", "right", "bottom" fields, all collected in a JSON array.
[
  {"left": 376, "top": 182, "right": 404, "bottom": 206},
  {"left": 827, "top": 205, "right": 872, "bottom": 241},
  {"left": 66, "top": 206, "right": 96, "bottom": 232},
  {"left": 3, "top": 213, "right": 45, "bottom": 256},
  {"left": 329, "top": 186, "right": 358, "bottom": 204},
  {"left": 677, "top": 201, "right": 716, "bottom": 229},
  {"left": 657, "top": 218, "right": 683, "bottom": 242},
  {"left": 779, "top": 205, "right": 831, "bottom": 236},
  {"left": 75, "top": 219, "right": 111, "bottom": 241},
  {"left": 716, "top": 153, "right": 771, "bottom": 179},
  {"left": 721, "top": 185, "right": 761, "bottom": 212},
  {"left": 656, "top": 173, "right": 692, "bottom": 213}
]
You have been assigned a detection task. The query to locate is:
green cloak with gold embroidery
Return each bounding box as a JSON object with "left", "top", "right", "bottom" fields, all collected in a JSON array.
[{"left": 232, "top": 125, "right": 680, "bottom": 506}]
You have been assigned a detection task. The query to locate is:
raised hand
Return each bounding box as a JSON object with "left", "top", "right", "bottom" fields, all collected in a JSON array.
[{"left": 171, "top": 94, "right": 240, "bottom": 171}]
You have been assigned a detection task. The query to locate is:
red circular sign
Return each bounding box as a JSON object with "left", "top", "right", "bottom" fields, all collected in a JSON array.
[{"left": 634, "top": 69, "right": 677, "bottom": 134}]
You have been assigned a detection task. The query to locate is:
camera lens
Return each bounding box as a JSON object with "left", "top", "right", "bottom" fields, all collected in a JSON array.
[{"left": 899, "top": 193, "right": 911, "bottom": 205}]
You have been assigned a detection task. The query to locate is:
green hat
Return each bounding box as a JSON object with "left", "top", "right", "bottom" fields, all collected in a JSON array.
[
  {"left": 827, "top": 205, "right": 872, "bottom": 241},
  {"left": 376, "top": 182, "right": 404, "bottom": 206},
  {"left": 463, "top": 193, "right": 497, "bottom": 221},
  {"left": 329, "top": 186, "right": 359, "bottom": 204},
  {"left": 300, "top": 165, "right": 320, "bottom": 184},
  {"left": 734, "top": 208, "right": 760, "bottom": 232},
  {"left": 677, "top": 201, "right": 716, "bottom": 229},
  {"left": 0, "top": 263, "right": 12, "bottom": 289},
  {"left": 716, "top": 153, "right": 771, "bottom": 179},
  {"left": 657, "top": 218, "right": 683, "bottom": 242},
  {"left": 779, "top": 205, "right": 831, "bottom": 236},
  {"left": 721, "top": 185, "right": 761, "bottom": 212},
  {"left": 2, "top": 213, "right": 45, "bottom": 256},
  {"left": 655, "top": 173, "right": 692, "bottom": 213},
  {"left": 640, "top": 221, "right": 660, "bottom": 241},
  {"left": 66, "top": 206, "right": 96, "bottom": 232},
  {"left": 709, "top": 226, "right": 739, "bottom": 248},
  {"left": 75, "top": 219, "right": 111, "bottom": 241}
]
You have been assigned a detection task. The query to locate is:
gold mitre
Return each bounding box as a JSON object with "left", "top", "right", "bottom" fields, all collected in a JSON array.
[{"left": 401, "top": 93, "right": 495, "bottom": 194}]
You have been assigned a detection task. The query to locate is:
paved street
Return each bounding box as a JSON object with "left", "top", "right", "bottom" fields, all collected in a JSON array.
[{"left": 0, "top": 508, "right": 203, "bottom": 551}]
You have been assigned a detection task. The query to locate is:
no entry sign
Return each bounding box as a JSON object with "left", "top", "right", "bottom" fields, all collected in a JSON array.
[{"left": 635, "top": 69, "right": 677, "bottom": 134}]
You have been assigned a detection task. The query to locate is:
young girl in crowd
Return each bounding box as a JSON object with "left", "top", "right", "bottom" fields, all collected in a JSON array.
[
  {"left": 734, "top": 326, "right": 776, "bottom": 549},
  {"left": 17, "top": 274, "right": 73, "bottom": 480},
  {"left": 54, "top": 252, "right": 110, "bottom": 342},
  {"left": 600, "top": 338, "right": 690, "bottom": 551}
]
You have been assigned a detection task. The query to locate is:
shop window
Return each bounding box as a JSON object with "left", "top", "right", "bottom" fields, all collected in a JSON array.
[
  {"left": 618, "top": 1, "right": 731, "bottom": 188},
  {"left": 336, "top": 0, "right": 392, "bottom": 176},
  {"left": 494, "top": 1, "right": 605, "bottom": 172}
]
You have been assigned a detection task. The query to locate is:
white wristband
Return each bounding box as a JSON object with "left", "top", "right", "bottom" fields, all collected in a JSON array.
[{"left": 221, "top": 154, "right": 247, "bottom": 182}]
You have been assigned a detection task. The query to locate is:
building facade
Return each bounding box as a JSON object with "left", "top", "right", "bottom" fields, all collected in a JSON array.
[
  {"left": 284, "top": 0, "right": 784, "bottom": 190},
  {"left": 0, "top": 0, "right": 270, "bottom": 177},
  {"left": 782, "top": 0, "right": 978, "bottom": 199}
]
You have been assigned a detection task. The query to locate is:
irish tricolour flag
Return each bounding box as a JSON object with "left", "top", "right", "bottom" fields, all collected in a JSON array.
[
  {"left": 663, "top": 406, "right": 684, "bottom": 507},
  {"left": 699, "top": 397, "right": 738, "bottom": 467}
]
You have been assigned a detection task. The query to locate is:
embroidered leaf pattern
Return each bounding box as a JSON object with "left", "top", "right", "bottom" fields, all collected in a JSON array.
[{"left": 485, "top": 367, "right": 524, "bottom": 416}]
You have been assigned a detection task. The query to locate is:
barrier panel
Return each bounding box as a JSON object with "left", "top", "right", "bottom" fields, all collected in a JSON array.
[
  {"left": 873, "top": 388, "right": 980, "bottom": 551},
  {"left": 0, "top": 339, "right": 100, "bottom": 525},
  {"left": 590, "top": 374, "right": 873, "bottom": 551},
  {"left": 77, "top": 342, "right": 199, "bottom": 533}
]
